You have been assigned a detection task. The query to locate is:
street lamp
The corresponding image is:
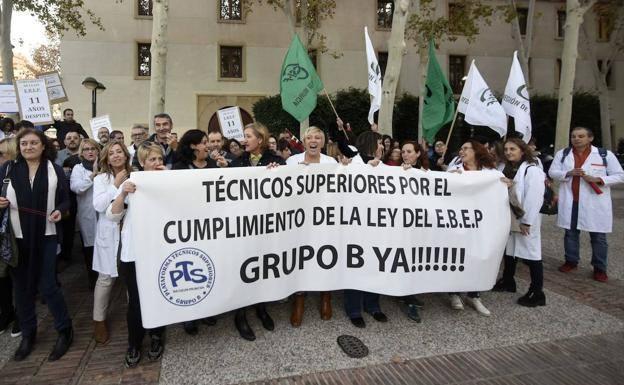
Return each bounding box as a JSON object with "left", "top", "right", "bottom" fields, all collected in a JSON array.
[{"left": 82, "top": 77, "right": 106, "bottom": 117}]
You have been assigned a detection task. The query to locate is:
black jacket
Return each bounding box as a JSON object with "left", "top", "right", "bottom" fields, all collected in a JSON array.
[
  {"left": 48, "top": 121, "right": 90, "bottom": 148},
  {"left": 132, "top": 133, "right": 179, "bottom": 169},
  {"left": 231, "top": 150, "right": 286, "bottom": 168}
]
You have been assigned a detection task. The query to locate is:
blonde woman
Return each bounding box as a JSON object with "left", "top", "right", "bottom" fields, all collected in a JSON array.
[
  {"left": 92, "top": 142, "right": 132, "bottom": 343},
  {"left": 69, "top": 139, "right": 100, "bottom": 289}
]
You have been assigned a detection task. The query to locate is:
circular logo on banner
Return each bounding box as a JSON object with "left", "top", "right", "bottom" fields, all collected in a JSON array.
[{"left": 159, "top": 248, "right": 216, "bottom": 307}]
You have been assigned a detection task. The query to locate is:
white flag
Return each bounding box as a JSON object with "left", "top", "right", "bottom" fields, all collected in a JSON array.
[
  {"left": 364, "top": 26, "right": 382, "bottom": 125},
  {"left": 457, "top": 61, "right": 507, "bottom": 137},
  {"left": 502, "top": 51, "right": 532, "bottom": 143}
]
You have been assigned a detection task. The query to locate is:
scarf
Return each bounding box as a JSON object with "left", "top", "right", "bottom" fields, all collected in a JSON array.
[{"left": 82, "top": 158, "right": 94, "bottom": 172}]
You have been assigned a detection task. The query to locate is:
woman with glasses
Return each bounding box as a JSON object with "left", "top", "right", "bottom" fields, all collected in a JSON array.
[
  {"left": 69, "top": 139, "right": 101, "bottom": 289},
  {"left": 0, "top": 129, "right": 73, "bottom": 361}
]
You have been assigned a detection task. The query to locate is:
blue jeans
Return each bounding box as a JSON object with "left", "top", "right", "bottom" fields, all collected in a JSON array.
[
  {"left": 564, "top": 202, "right": 608, "bottom": 271},
  {"left": 343, "top": 290, "right": 380, "bottom": 318},
  {"left": 11, "top": 236, "right": 72, "bottom": 338}
]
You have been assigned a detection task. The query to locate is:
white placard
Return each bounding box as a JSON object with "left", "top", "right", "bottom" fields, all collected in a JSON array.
[
  {"left": 89, "top": 115, "right": 112, "bottom": 141},
  {"left": 217, "top": 106, "right": 244, "bottom": 141},
  {"left": 14, "top": 79, "right": 54, "bottom": 125},
  {"left": 128, "top": 165, "right": 510, "bottom": 328},
  {"left": 0, "top": 84, "right": 19, "bottom": 113},
  {"left": 37, "top": 71, "right": 68, "bottom": 104}
]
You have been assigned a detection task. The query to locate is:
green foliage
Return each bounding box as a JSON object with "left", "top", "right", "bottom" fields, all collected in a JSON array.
[
  {"left": 14, "top": 0, "right": 104, "bottom": 37},
  {"left": 333, "top": 87, "right": 370, "bottom": 137},
  {"left": 393, "top": 93, "right": 420, "bottom": 142},
  {"left": 252, "top": 94, "right": 298, "bottom": 135}
]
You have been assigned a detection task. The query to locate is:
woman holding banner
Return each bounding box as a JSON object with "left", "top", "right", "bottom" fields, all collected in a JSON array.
[
  {"left": 107, "top": 142, "right": 167, "bottom": 368},
  {"left": 231, "top": 122, "right": 284, "bottom": 341},
  {"left": 92, "top": 142, "right": 132, "bottom": 344},
  {"left": 286, "top": 126, "right": 337, "bottom": 327},
  {"left": 446, "top": 140, "right": 495, "bottom": 316},
  {"left": 69, "top": 139, "right": 100, "bottom": 290},
  {"left": 494, "top": 138, "right": 546, "bottom": 307}
]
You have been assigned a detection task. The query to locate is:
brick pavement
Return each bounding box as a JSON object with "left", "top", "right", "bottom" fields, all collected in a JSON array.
[{"left": 0, "top": 245, "right": 622, "bottom": 385}]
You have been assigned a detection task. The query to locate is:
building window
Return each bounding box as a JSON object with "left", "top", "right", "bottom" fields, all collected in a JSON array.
[
  {"left": 597, "top": 60, "right": 614, "bottom": 89},
  {"left": 516, "top": 8, "right": 528, "bottom": 36},
  {"left": 378, "top": 51, "right": 388, "bottom": 78},
  {"left": 448, "top": 55, "right": 466, "bottom": 94},
  {"left": 308, "top": 49, "right": 318, "bottom": 70},
  {"left": 219, "top": 45, "right": 243, "bottom": 80},
  {"left": 137, "top": 0, "right": 153, "bottom": 17},
  {"left": 219, "top": 0, "right": 242, "bottom": 22},
  {"left": 555, "top": 58, "right": 562, "bottom": 88},
  {"left": 556, "top": 10, "right": 566, "bottom": 39},
  {"left": 377, "top": 1, "right": 393, "bottom": 29},
  {"left": 137, "top": 42, "right": 151, "bottom": 78},
  {"left": 597, "top": 14, "right": 612, "bottom": 42}
]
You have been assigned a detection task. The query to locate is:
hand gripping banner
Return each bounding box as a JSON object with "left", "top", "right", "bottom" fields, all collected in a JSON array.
[{"left": 128, "top": 164, "right": 510, "bottom": 328}]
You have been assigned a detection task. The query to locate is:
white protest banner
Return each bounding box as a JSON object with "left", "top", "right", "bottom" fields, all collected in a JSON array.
[
  {"left": 217, "top": 106, "right": 244, "bottom": 141},
  {"left": 502, "top": 51, "right": 532, "bottom": 143},
  {"left": 457, "top": 61, "right": 507, "bottom": 137},
  {"left": 89, "top": 115, "right": 112, "bottom": 141},
  {"left": 37, "top": 71, "right": 68, "bottom": 104},
  {"left": 0, "top": 84, "right": 19, "bottom": 113},
  {"left": 128, "top": 165, "right": 510, "bottom": 328},
  {"left": 14, "top": 79, "right": 54, "bottom": 125},
  {"left": 364, "top": 26, "right": 382, "bottom": 125}
]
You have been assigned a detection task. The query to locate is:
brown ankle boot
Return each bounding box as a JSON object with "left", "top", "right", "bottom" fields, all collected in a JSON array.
[
  {"left": 290, "top": 294, "right": 305, "bottom": 327},
  {"left": 93, "top": 321, "right": 109, "bottom": 344},
  {"left": 320, "top": 292, "right": 332, "bottom": 320}
]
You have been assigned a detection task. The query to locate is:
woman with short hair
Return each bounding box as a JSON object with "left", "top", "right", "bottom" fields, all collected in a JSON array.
[
  {"left": 107, "top": 142, "right": 167, "bottom": 367},
  {"left": 0, "top": 129, "right": 73, "bottom": 361},
  {"left": 69, "top": 139, "right": 100, "bottom": 289},
  {"left": 494, "top": 137, "right": 546, "bottom": 307},
  {"left": 231, "top": 122, "right": 284, "bottom": 340},
  {"left": 446, "top": 140, "right": 496, "bottom": 316},
  {"left": 92, "top": 142, "right": 132, "bottom": 344}
]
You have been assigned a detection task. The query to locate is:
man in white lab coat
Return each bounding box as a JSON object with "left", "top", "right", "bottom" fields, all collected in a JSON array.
[{"left": 549, "top": 127, "right": 624, "bottom": 282}]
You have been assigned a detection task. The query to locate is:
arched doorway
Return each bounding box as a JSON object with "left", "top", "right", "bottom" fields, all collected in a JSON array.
[{"left": 207, "top": 106, "right": 254, "bottom": 132}]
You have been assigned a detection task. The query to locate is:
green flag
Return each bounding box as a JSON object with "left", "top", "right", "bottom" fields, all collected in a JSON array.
[
  {"left": 280, "top": 35, "right": 324, "bottom": 122},
  {"left": 422, "top": 40, "right": 455, "bottom": 143}
]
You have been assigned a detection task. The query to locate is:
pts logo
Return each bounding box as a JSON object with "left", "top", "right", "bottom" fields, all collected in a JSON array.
[{"left": 159, "top": 248, "right": 215, "bottom": 307}]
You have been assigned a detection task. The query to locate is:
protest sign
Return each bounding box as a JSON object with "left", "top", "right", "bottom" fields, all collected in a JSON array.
[
  {"left": 14, "top": 79, "right": 54, "bottom": 125},
  {"left": 89, "top": 115, "right": 112, "bottom": 140},
  {"left": 0, "top": 84, "right": 19, "bottom": 113},
  {"left": 217, "top": 106, "right": 244, "bottom": 141},
  {"left": 128, "top": 165, "right": 510, "bottom": 328},
  {"left": 37, "top": 71, "right": 68, "bottom": 104}
]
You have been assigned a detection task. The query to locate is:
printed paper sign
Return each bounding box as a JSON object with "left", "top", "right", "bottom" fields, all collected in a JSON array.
[
  {"left": 89, "top": 115, "right": 112, "bottom": 141},
  {"left": 217, "top": 106, "right": 244, "bottom": 141},
  {"left": 0, "top": 84, "right": 19, "bottom": 113},
  {"left": 14, "top": 79, "right": 54, "bottom": 125},
  {"left": 128, "top": 165, "right": 510, "bottom": 328},
  {"left": 37, "top": 71, "right": 68, "bottom": 104}
]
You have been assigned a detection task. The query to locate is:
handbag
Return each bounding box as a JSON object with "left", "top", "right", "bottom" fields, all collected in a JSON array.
[
  {"left": 0, "top": 161, "right": 18, "bottom": 277},
  {"left": 508, "top": 184, "right": 525, "bottom": 233}
]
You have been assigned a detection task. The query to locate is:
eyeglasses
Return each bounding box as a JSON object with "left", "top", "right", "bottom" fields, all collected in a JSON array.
[{"left": 82, "top": 147, "right": 98, "bottom": 152}]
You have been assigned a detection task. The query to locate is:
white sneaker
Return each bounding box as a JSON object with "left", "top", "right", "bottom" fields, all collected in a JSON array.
[
  {"left": 466, "top": 297, "right": 491, "bottom": 317},
  {"left": 449, "top": 294, "right": 464, "bottom": 310}
]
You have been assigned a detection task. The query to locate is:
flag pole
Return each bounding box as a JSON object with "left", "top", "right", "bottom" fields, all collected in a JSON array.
[
  {"left": 442, "top": 105, "right": 460, "bottom": 155},
  {"left": 323, "top": 88, "right": 350, "bottom": 142}
]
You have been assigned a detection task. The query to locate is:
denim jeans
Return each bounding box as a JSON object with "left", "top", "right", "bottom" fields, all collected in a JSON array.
[
  {"left": 11, "top": 236, "right": 72, "bottom": 338},
  {"left": 564, "top": 202, "right": 608, "bottom": 271},
  {"left": 343, "top": 290, "right": 380, "bottom": 318}
]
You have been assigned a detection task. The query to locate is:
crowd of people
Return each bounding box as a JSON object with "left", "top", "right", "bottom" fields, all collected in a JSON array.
[{"left": 0, "top": 109, "right": 622, "bottom": 370}]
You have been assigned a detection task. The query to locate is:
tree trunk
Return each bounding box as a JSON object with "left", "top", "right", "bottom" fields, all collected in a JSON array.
[
  {"left": 0, "top": 0, "right": 14, "bottom": 83},
  {"left": 148, "top": 0, "right": 169, "bottom": 132},
  {"left": 378, "top": 0, "right": 410, "bottom": 137},
  {"left": 554, "top": 0, "right": 595, "bottom": 152},
  {"left": 417, "top": 44, "right": 427, "bottom": 140}
]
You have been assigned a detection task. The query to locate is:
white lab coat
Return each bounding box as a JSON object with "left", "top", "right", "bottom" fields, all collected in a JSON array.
[
  {"left": 70, "top": 164, "right": 97, "bottom": 247},
  {"left": 549, "top": 146, "right": 624, "bottom": 233},
  {"left": 105, "top": 184, "right": 134, "bottom": 263},
  {"left": 505, "top": 161, "right": 545, "bottom": 261},
  {"left": 286, "top": 152, "right": 337, "bottom": 165},
  {"left": 92, "top": 173, "right": 121, "bottom": 277}
]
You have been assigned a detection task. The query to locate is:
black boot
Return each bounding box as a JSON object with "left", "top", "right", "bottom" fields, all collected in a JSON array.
[
  {"left": 48, "top": 327, "right": 73, "bottom": 361},
  {"left": 517, "top": 290, "right": 546, "bottom": 307},
  {"left": 492, "top": 277, "right": 517, "bottom": 292},
  {"left": 255, "top": 304, "right": 274, "bottom": 331},
  {"left": 14, "top": 334, "right": 36, "bottom": 361},
  {"left": 235, "top": 309, "right": 255, "bottom": 341}
]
